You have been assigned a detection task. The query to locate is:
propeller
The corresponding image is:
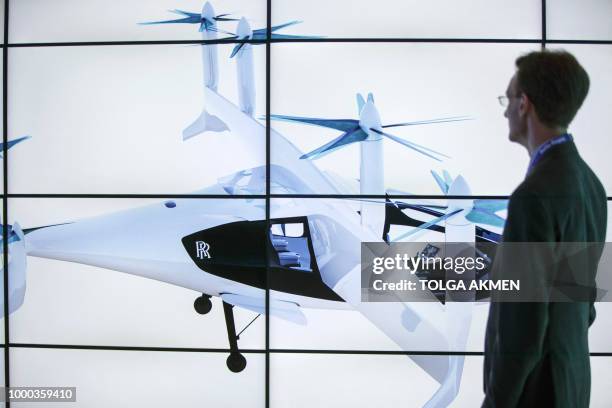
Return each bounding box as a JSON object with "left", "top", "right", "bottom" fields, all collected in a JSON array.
[
  {"left": 140, "top": 2, "right": 239, "bottom": 33},
  {"left": 391, "top": 171, "right": 507, "bottom": 241},
  {"left": 229, "top": 19, "right": 323, "bottom": 58},
  {"left": 268, "top": 93, "right": 470, "bottom": 161},
  {"left": 430, "top": 170, "right": 508, "bottom": 228}
]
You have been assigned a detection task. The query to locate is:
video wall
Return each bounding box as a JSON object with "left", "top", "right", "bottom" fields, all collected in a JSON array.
[{"left": 2, "top": 0, "right": 612, "bottom": 407}]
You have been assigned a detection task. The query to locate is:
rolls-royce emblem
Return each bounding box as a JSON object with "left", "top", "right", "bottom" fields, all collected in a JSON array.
[{"left": 196, "top": 241, "right": 211, "bottom": 259}]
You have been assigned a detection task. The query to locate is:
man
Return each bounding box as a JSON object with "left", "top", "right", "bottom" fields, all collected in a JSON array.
[{"left": 482, "top": 50, "right": 607, "bottom": 407}]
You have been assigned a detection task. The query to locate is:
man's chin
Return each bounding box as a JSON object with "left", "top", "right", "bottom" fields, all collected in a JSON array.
[{"left": 509, "top": 132, "right": 523, "bottom": 144}]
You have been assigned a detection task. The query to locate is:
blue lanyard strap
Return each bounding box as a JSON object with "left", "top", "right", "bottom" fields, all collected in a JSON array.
[{"left": 527, "top": 133, "right": 573, "bottom": 174}]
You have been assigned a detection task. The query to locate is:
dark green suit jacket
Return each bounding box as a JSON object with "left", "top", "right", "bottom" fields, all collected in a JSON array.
[{"left": 482, "top": 140, "right": 607, "bottom": 407}]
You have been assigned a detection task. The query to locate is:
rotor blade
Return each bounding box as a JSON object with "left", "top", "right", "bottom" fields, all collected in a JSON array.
[
  {"left": 215, "top": 32, "right": 239, "bottom": 39},
  {"left": 418, "top": 204, "right": 449, "bottom": 210},
  {"left": 270, "top": 34, "right": 324, "bottom": 40},
  {"left": 351, "top": 198, "right": 447, "bottom": 217},
  {"left": 430, "top": 170, "right": 449, "bottom": 194},
  {"left": 215, "top": 13, "right": 239, "bottom": 21},
  {"left": 207, "top": 26, "right": 236, "bottom": 36},
  {"left": 372, "top": 128, "right": 450, "bottom": 159},
  {"left": 396, "top": 202, "right": 446, "bottom": 216},
  {"left": 392, "top": 209, "right": 462, "bottom": 241},
  {"left": 3, "top": 135, "right": 31, "bottom": 151},
  {"left": 230, "top": 42, "right": 247, "bottom": 58},
  {"left": 270, "top": 20, "right": 302, "bottom": 32},
  {"left": 371, "top": 129, "right": 447, "bottom": 161},
  {"left": 473, "top": 199, "right": 508, "bottom": 213},
  {"left": 251, "top": 21, "right": 309, "bottom": 39},
  {"left": 169, "top": 9, "right": 200, "bottom": 17},
  {"left": 300, "top": 129, "right": 368, "bottom": 160},
  {"left": 252, "top": 28, "right": 268, "bottom": 38},
  {"left": 465, "top": 208, "right": 506, "bottom": 228},
  {"left": 139, "top": 16, "right": 197, "bottom": 25},
  {"left": 269, "top": 115, "right": 359, "bottom": 132},
  {"left": 382, "top": 116, "right": 472, "bottom": 129}
]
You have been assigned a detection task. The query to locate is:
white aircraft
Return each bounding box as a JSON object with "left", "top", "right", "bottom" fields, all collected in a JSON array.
[{"left": 2, "top": 4, "right": 508, "bottom": 407}]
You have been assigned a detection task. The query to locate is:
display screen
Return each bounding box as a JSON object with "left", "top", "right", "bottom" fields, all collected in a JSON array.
[{"left": 3, "top": 1, "right": 611, "bottom": 407}]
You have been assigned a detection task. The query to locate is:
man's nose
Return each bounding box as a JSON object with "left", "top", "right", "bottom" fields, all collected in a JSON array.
[{"left": 503, "top": 107, "right": 509, "bottom": 118}]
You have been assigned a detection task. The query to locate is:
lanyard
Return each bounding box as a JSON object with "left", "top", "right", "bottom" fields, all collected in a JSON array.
[{"left": 527, "top": 133, "right": 573, "bottom": 175}]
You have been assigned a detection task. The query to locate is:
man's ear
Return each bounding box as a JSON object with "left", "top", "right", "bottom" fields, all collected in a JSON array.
[{"left": 518, "top": 93, "right": 530, "bottom": 117}]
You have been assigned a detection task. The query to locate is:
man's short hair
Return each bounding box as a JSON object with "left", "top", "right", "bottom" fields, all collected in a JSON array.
[{"left": 515, "top": 49, "right": 590, "bottom": 129}]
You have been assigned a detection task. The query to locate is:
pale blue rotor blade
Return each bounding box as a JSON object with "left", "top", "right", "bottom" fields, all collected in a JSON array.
[
  {"left": 230, "top": 42, "right": 248, "bottom": 58},
  {"left": 207, "top": 26, "right": 236, "bottom": 36},
  {"left": 1, "top": 135, "right": 31, "bottom": 157},
  {"left": 269, "top": 115, "right": 359, "bottom": 132},
  {"left": 300, "top": 129, "right": 368, "bottom": 160},
  {"left": 371, "top": 128, "right": 450, "bottom": 159},
  {"left": 442, "top": 170, "right": 453, "bottom": 185},
  {"left": 170, "top": 9, "right": 200, "bottom": 18},
  {"left": 430, "top": 170, "right": 449, "bottom": 194},
  {"left": 392, "top": 209, "right": 462, "bottom": 241},
  {"left": 382, "top": 116, "right": 472, "bottom": 129},
  {"left": 473, "top": 199, "right": 508, "bottom": 212},
  {"left": 270, "top": 20, "right": 302, "bottom": 32},
  {"left": 466, "top": 208, "right": 506, "bottom": 228},
  {"left": 270, "top": 34, "right": 323, "bottom": 40},
  {"left": 215, "top": 14, "right": 239, "bottom": 21},
  {"left": 419, "top": 204, "right": 449, "bottom": 210},
  {"left": 199, "top": 20, "right": 209, "bottom": 32},
  {"left": 356, "top": 94, "right": 365, "bottom": 113},
  {"left": 372, "top": 129, "right": 446, "bottom": 161},
  {"left": 252, "top": 21, "right": 304, "bottom": 39},
  {"left": 139, "top": 16, "right": 199, "bottom": 25},
  {"left": 252, "top": 28, "right": 267, "bottom": 38}
]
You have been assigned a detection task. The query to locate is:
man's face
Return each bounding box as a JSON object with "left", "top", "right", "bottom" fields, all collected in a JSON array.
[{"left": 504, "top": 74, "right": 527, "bottom": 145}]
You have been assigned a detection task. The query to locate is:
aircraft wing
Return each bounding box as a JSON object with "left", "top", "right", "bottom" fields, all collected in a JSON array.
[{"left": 204, "top": 87, "right": 340, "bottom": 194}]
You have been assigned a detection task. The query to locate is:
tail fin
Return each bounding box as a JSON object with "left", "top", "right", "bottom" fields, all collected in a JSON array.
[
  {"left": 182, "top": 109, "right": 229, "bottom": 140},
  {"left": 1, "top": 222, "right": 27, "bottom": 315}
]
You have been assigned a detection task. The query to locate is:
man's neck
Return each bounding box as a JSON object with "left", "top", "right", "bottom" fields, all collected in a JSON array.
[{"left": 526, "top": 122, "right": 567, "bottom": 157}]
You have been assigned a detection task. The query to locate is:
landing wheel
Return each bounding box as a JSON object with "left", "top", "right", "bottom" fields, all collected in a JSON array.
[
  {"left": 194, "top": 295, "right": 212, "bottom": 315},
  {"left": 227, "top": 352, "right": 247, "bottom": 373}
]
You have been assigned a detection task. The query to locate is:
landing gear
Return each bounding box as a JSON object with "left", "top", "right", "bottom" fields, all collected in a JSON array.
[
  {"left": 193, "top": 294, "right": 212, "bottom": 315},
  {"left": 227, "top": 352, "right": 247, "bottom": 373},
  {"left": 223, "top": 301, "right": 247, "bottom": 373},
  {"left": 194, "top": 294, "right": 254, "bottom": 373}
]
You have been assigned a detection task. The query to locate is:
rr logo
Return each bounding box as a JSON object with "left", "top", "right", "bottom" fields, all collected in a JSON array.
[{"left": 196, "top": 241, "right": 211, "bottom": 259}]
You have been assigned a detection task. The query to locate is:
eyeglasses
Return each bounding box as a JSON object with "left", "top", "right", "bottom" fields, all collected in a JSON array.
[{"left": 498, "top": 94, "right": 521, "bottom": 107}]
